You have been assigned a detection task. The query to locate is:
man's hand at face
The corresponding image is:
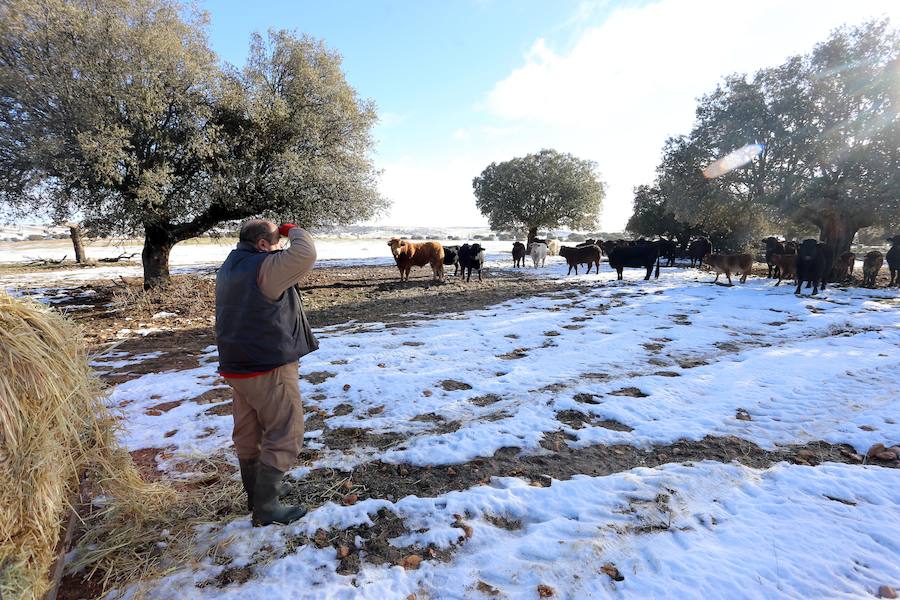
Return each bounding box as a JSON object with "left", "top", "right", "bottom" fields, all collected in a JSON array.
[{"left": 278, "top": 223, "right": 298, "bottom": 238}]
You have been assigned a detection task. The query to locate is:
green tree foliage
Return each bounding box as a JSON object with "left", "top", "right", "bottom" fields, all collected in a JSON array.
[
  {"left": 0, "top": 0, "right": 385, "bottom": 287},
  {"left": 650, "top": 20, "right": 899, "bottom": 254},
  {"left": 629, "top": 137, "right": 771, "bottom": 252},
  {"left": 626, "top": 184, "right": 697, "bottom": 251},
  {"left": 472, "top": 149, "right": 605, "bottom": 245}
]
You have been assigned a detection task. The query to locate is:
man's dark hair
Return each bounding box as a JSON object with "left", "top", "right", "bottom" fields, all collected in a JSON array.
[{"left": 239, "top": 219, "right": 278, "bottom": 245}]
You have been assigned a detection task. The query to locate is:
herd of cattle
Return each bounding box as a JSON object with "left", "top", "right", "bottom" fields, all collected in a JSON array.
[{"left": 387, "top": 235, "right": 900, "bottom": 294}]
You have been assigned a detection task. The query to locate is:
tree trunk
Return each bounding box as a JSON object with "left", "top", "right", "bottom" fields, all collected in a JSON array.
[
  {"left": 142, "top": 227, "right": 175, "bottom": 289},
  {"left": 818, "top": 212, "right": 859, "bottom": 255},
  {"left": 527, "top": 226, "right": 539, "bottom": 247},
  {"left": 68, "top": 225, "right": 86, "bottom": 263}
]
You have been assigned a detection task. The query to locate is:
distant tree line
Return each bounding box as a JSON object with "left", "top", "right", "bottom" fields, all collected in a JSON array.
[{"left": 628, "top": 20, "right": 899, "bottom": 253}]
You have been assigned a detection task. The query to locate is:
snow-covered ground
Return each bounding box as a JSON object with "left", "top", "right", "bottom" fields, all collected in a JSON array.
[{"left": 5, "top": 244, "right": 899, "bottom": 599}]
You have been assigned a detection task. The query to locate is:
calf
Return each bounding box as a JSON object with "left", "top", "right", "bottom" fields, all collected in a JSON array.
[
  {"left": 607, "top": 243, "right": 661, "bottom": 280},
  {"left": 387, "top": 238, "right": 445, "bottom": 281},
  {"left": 862, "top": 250, "right": 884, "bottom": 288},
  {"left": 559, "top": 244, "right": 601, "bottom": 275},
  {"left": 783, "top": 240, "right": 799, "bottom": 254},
  {"left": 547, "top": 239, "right": 561, "bottom": 256},
  {"left": 443, "top": 245, "right": 461, "bottom": 277},
  {"left": 794, "top": 239, "right": 832, "bottom": 295},
  {"left": 530, "top": 241, "right": 548, "bottom": 268},
  {"left": 831, "top": 251, "right": 855, "bottom": 283},
  {"left": 762, "top": 237, "right": 785, "bottom": 278},
  {"left": 688, "top": 237, "right": 712, "bottom": 268},
  {"left": 770, "top": 253, "right": 797, "bottom": 286},
  {"left": 704, "top": 253, "right": 753, "bottom": 285},
  {"left": 886, "top": 235, "right": 900, "bottom": 287},
  {"left": 512, "top": 242, "right": 527, "bottom": 268},
  {"left": 458, "top": 243, "right": 485, "bottom": 282}
]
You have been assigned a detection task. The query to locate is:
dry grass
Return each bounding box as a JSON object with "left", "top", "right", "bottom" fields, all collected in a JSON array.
[
  {"left": 69, "top": 456, "right": 244, "bottom": 595},
  {"left": 108, "top": 275, "right": 216, "bottom": 321}
]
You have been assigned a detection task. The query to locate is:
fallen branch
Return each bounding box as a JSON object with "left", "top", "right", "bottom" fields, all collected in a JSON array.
[
  {"left": 25, "top": 255, "right": 68, "bottom": 266},
  {"left": 97, "top": 252, "right": 137, "bottom": 263}
]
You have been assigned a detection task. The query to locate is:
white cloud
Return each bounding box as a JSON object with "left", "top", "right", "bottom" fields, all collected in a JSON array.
[
  {"left": 452, "top": 128, "right": 470, "bottom": 141},
  {"left": 483, "top": 0, "right": 900, "bottom": 230}
]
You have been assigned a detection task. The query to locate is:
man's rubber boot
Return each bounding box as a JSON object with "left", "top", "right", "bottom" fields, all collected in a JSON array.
[
  {"left": 238, "top": 458, "right": 258, "bottom": 512},
  {"left": 239, "top": 458, "right": 291, "bottom": 512},
  {"left": 252, "top": 461, "right": 307, "bottom": 526}
]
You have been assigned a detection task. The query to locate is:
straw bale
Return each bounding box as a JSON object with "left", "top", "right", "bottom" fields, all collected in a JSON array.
[{"left": 0, "top": 292, "right": 171, "bottom": 599}]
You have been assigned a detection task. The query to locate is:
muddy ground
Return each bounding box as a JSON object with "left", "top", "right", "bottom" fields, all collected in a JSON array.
[{"left": 35, "top": 263, "right": 584, "bottom": 371}]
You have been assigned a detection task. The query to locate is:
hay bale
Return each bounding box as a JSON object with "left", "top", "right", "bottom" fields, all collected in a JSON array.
[{"left": 0, "top": 292, "right": 171, "bottom": 599}]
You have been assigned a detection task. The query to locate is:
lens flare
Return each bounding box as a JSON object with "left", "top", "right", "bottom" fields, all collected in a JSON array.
[{"left": 702, "top": 144, "right": 764, "bottom": 178}]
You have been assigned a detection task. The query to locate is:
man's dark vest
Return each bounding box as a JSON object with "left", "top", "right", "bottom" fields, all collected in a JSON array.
[{"left": 215, "top": 242, "right": 318, "bottom": 374}]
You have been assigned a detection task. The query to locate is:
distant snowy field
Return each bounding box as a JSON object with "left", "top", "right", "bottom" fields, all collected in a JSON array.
[
  {"left": 4, "top": 239, "right": 899, "bottom": 599},
  {"left": 0, "top": 238, "right": 519, "bottom": 285}
]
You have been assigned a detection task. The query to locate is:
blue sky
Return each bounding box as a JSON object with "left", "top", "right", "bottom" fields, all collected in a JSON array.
[{"left": 203, "top": 0, "right": 899, "bottom": 230}]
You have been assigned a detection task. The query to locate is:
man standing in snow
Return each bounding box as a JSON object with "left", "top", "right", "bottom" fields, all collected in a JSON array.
[{"left": 215, "top": 219, "right": 318, "bottom": 526}]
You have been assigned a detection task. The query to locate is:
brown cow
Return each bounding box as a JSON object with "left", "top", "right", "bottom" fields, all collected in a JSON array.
[
  {"left": 770, "top": 253, "right": 797, "bottom": 286},
  {"left": 831, "top": 251, "right": 855, "bottom": 282},
  {"left": 387, "top": 238, "right": 445, "bottom": 281},
  {"left": 862, "top": 251, "right": 884, "bottom": 288},
  {"left": 703, "top": 253, "right": 753, "bottom": 285}
]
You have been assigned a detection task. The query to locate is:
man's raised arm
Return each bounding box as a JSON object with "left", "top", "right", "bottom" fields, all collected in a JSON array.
[{"left": 258, "top": 224, "right": 317, "bottom": 300}]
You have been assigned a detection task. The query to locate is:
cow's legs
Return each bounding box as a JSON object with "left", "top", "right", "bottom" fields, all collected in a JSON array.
[
  {"left": 478, "top": 268, "right": 482, "bottom": 282},
  {"left": 617, "top": 268, "right": 623, "bottom": 280},
  {"left": 644, "top": 265, "right": 652, "bottom": 280},
  {"left": 726, "top": 271, "right": 733, "bottom": 286}
]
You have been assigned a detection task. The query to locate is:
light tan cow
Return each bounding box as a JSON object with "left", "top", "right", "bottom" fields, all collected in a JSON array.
[{"left": 703, "top": 253, "right": 753, "bottom": 285}]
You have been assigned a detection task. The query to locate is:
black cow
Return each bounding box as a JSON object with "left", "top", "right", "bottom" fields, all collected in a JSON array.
[
  {"left": 607, "top": 242, "right": 661, "bottom": 280},
  {"left": 443, "top": 245, "right": 461, "bottom": 276},
  {"left": 458, "top": 243, "right": 485, "bottom": 282},
  {"left": 886, "top": 235, "right": 900, "bottom": 287},
  {"left": 512, "top": 242, "right": 527, "bottom": 268},
  {"left": 762, "top": 237, "right": 785, "bottom": 278},
  {"left": 688, "top": 238, "right": 712, "bottom": 268},
  {"left": 559, "top": 244, "right": 602, "bottom": 275},
  {"left": 657, "top": 239, "right": 677, "bottom": 267},
  {"left": 795, "top": 239, "right": 834, "bottom": 295}
]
